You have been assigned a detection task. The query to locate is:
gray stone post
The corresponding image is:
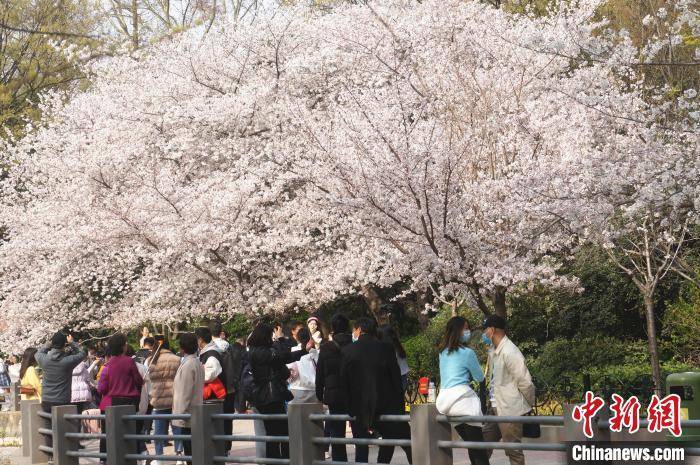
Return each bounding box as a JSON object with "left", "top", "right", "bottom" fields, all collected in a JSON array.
[
  {"left": 106, "top": 405, "right": 137, "bottom": 465},
  {"left": 52, "top": 404, "right": 79, "bottom": 465},
  {"left": 22, "top": 399, "right": 40, "bottom": 457},
  {"left": 410, "top": 403, "right": 454, "bottom": 465},
  {"left": 12, "top": 382, "right": 21, "bottom": 411},
  {"left": 191, "top": 402, "right": 225, "bottom": 465},
  {"left": 28, "top": 402, "right": 49, "bottom": 464},
  {"left": 288, "top": 403, "right": 325, "bottom": 465}
]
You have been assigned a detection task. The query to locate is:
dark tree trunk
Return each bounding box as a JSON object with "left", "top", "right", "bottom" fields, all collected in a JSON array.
[
  {"left": 643, "top": 294, "right": 663, "bottom": 395},
  {"left": 492, "top": 286, "right": 507, "bottom": 320}
]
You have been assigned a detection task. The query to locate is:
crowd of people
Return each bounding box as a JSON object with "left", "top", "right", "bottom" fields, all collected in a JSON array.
[{"left": 0, "top": 313, "right": 535, "bottom": 465}]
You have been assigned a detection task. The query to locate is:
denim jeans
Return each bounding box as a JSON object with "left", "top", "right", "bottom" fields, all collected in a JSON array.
[{"left": 153, "top": 408, "right": 172, "bottom": 455}]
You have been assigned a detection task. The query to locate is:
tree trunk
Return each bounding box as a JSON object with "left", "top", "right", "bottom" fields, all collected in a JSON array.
[
  {"left": 643, "top": 293, "right": 663, "bottom": 395},
  {"left": 492, "top": 286, "right": 507, "bottom": 320},
  {"left": 360, "top": 285, "right": 388, "bottom": 325},
  {"left": 131, "top": 0, "right": 139, "bottom": 50}
]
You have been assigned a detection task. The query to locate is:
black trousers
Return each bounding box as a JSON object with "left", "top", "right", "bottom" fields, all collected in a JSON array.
[
  {"left": 325, "top": 404, "right": 348, "bottom": 462},
  {"left": 223, "top": 393, "right": 236, "bottom": 452},
  {"left": 111, "top": 397, "right": 144, "bottom": 452},
  {"left": 41, "top": 401, "right": 67, "bottom": 449},
  {"left": 455, "top": 423, "right": 490, "bottom": 465},
  {"left": 351, "top": 419, "right": 413, "bottom": 464},
  {"left": 257, "top": 401, "right": 289, "bottom": 459}
]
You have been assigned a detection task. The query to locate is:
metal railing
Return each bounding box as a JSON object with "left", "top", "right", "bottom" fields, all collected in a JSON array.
[{"left": 20, "top": 399, "right": 700, "bottom": 465}]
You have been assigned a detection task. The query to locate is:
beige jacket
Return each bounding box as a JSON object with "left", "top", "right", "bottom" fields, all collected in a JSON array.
[
  {"left": 148, "top": 350, "right": 181, "bottom": 410},
  {"left": 487, "top": 336, "right": 535, "bottom": 416},
  {"left": 172, "top": 354, "right": 204, "bottom": 428}
]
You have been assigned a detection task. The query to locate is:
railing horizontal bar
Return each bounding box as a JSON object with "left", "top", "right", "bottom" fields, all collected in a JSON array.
[
  {"left": 686, "top": 447, "right": 700, "bottom": 456},
  {"left": 212, "top": 456, "right": 290, "bottom": 464},
  {"left": 124, "top": 434, "right": 191, "bottom": 441},
  {"left": 312, "top": 437, "right": 412, "bottom": 447},
  {"left": 212, "top": 435, "right": 289, "bottom": 443},
  {"left": 437, "top": 415, "right": 564, "bottom": 425},
  {"left": 38, "top": 428, "right": 53, "bottom": 436},
  {"left": 66, "top": 451, "right": 107, "bottom": 459},
  {"left": 438, "top": 440, "right": 566, "bottom": 451},
  {"left": 378, "top": 415, "right": 411, "bottom": 422},
  {"left": 313, "top": 462, "right": 363, "bottom": 465},
  {"left": 123, "top": 414, "right": 190, "bottom": 420},
  {"left": 37, "top": 411, "right": 52, "bottom": 419},
  {"left": 65, "top": 432, "right": 106, "bottom": 439},
  {"left": 65, "top": 414, "right": 105, "bottom": 420},
  {"left": 309, "top": 414, "right": 353, "bottom": 422},
  {"left": 125, "top": 454, "right": 192, "bottom": 461},
  {"left": 38, "top": 445, "right": 53, "bottom": 454},
  {"left": 211, "top": 413, "right": 288, "bottom": 421}
]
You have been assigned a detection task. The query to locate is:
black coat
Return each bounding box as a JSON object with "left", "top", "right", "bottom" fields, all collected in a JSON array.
[
  {"left": 340, "top": 334, "right": 404, "bottom": 429},
  {"left": 248, "top": 345, "right": 305, "bottom": 406},
  {"left": 315, "top": 333, "right": 353, "bottom": 408}
]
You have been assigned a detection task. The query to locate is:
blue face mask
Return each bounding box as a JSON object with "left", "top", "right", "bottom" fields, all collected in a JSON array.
[
  {"left": 482, "top": 332, "right": 492, "bottom": 346},
  {"left": 352, "top": 334, "right": 359, "bottom": 342},
  {"left": 460, "top": 330, "right": 471, "bottom": 343}
]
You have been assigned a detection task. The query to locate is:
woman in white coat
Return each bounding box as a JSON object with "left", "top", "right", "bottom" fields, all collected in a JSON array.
[{"left": 436, "top": 316, "right": 490, "bottom": 465}]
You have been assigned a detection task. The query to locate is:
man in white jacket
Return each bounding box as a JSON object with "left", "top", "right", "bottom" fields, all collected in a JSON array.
[{"left": 482, "top": 315, "right": 535, "bottom": 465}]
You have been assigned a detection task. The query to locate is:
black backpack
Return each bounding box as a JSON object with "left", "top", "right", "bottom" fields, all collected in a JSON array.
[
  {"left": 239, "top": 352, "right": 256, "bottom": 404},
  {"left": 221, "top": 343, "right": 243, "bottom": 395}
]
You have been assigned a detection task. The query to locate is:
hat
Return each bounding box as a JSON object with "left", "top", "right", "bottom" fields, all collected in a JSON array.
[
  {"left": 481, "top": 314, "right": 506, "bottom": 330},
  {"left": 307, "top": 315, "right": 320, "bottom": 325},
  {"left": 51, "top": 331, "right": 67, "bottom": 349}
]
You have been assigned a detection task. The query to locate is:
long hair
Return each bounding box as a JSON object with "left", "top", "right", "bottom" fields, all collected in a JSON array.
[
  {"left": 379, "top": 325, "right": 407, "bottom": 359},
  {"left": 247, "top": 323, "right": 273, "bottom": 348},
  {"left": 19, "top": 347, "right": 38, "bottom": 380},
  {"left": 438, "top": 317, "right": 469, "bottom": 354}
]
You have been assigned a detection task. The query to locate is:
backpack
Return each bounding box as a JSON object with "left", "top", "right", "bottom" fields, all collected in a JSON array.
[
  {"left": 221, "top": 344, "right": 243, "bottom": 395},
  {"left": 239, "top": 353, "right": 256, "bottom": 404}
]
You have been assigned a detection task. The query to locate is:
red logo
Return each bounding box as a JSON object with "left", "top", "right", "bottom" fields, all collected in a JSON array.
[
  {"left": 647, "top": 394, "right": 682, "bottom": 437},
  {"left": 609, "top": 394, "right": 641, "bottom": 434},
  {"left": 572, "top": 391, "right": 605, "bottom": 438}
]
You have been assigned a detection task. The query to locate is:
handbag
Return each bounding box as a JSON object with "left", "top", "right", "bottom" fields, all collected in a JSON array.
[
  {"left": 522, "top": 410, "right": 541, "bottom": 438},
  {"left": 20, "top": 385, "right": 37, "bottom": 395},
  {"left": 203, "top": 377, "right": 227, "bottom": 400}
]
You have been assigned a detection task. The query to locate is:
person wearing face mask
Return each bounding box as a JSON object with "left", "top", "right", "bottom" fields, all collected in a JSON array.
[
  {"left": 481, "top": 315, "right": 535, "bottom": 465},
  {"left": 436, "top": 317, "right": 489, "bottom": 465}
]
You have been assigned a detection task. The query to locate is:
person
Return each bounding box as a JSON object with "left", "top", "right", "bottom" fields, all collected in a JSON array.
[
  {"left": 195, "top": 326, "right": 236, "bottom": 453},
  {"left": 316, "top": 313, "right": 353, "bottom": 462},
  {"left": 97, "top": 347, "right": 113, "bottom": 462},
  {"left": 172, "top": 333, "right": 204, "bottom": 458},
  {"left": 379, "top": 325, "right": 409, "bottom": 394},
  {"left": 272, "top": 321, "right": 294, "bottom": 351},
  {"left": 210, "top": 321, "right": 230, "bottom": 352},
  {"left": 71, "top": 359, "right": 95, "bottom": 413},
  {"left": 286, "top": 328, "right": 319, "bottom": 403},
  {"left": 481, "top": 315, "right": 535, "bottom": 465},
  {"left": 8, "top": 355, "right": 21, "bottom": 384},
  {"left": 19, "top": 348, "right": 42, "bottom": 401},
  {"left": 248, "top": 322, "right": 308, "bottom": 459},
  {"left": 97, "top": 334, "right": 144, "bottom": 443},
  {"left": 139, "top": 327, "right": 152, "bottom": 349},
  {"left": 289, "top": 321, "right": 304, "bottom": 347},
  {"left": 306, "top": 315, "right": 324, "bottom": 349},
  {"left": 0, "top": 357, "right": 11, "bottom": 388},
  {"left": 134, "top": 337, "right": 154, "bottom": 365},
  {"left": 436, "top": 317, "right": 489, "bottom": 465},
  {"left": 35, "top": 332, "right": 86, "bottom": 454},
  {"left": 341, "top": 317, "right": 412, "bottom": 464},
  {"left": 147, "top": 337, "right": 181, "bottom": 462}
]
